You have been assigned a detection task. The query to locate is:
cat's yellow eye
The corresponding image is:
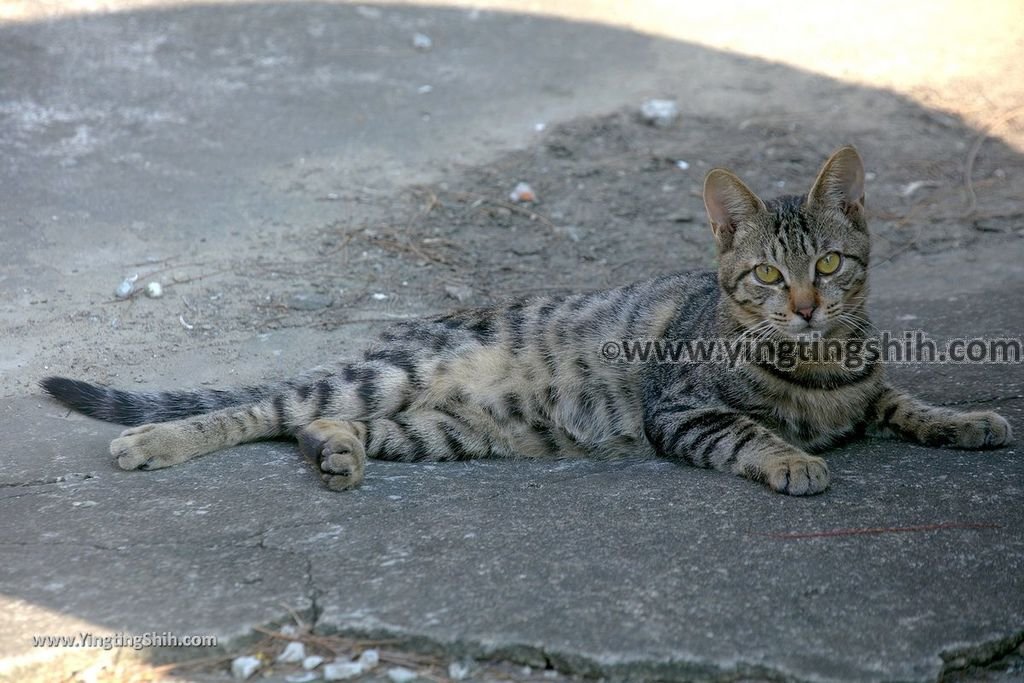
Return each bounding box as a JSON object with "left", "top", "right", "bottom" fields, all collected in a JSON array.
[
  {"left": 816, "top": 252, "right": 842, "bottom": 275},
  {"left": 754, "top": 264, "right": 782, "bottom": 284}
]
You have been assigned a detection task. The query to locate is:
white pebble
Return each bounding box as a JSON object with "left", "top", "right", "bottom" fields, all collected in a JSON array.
[
  {"left": 640, "top": 98, "right": 680, "bottom": 127},
  {"left": 280, "top": 624, "right": 299, "bottom": 637},
  {"left": 675, "top": 160, "right": 690, "bottom": 170},
  {"left": 509, "top": 181, "right": 537, "bottom": 203},
  {"left": 358, "top": 648, "right": 380, "bottom": 668},
  {"left": 144, "top": 281, "right": 163, "bottom": 298},
  {"left": 285, "top": 673, "right": 319, "bottom": 683},
  {"left": 388, "top": 667, "right": 418, "bottom": 683},
  {"left": 277, "top": 641, "right": 306, "bottom": 663},
  {"left": 448, "top": 661, "right": 471, "bottom": 680},
  {"left": 412, "top": 33, "right": 432, "bottom": 50},
  {"left": 371, "top": 292, "right": 389, "bottom": 300},
  {"left": 324, "top": 660, "right": 364, "bottom": 680},
  {"left": 114, "top": 274, "right": 138, "bottom": 299},
  {"left": 303, "top": 655, "right": 325, "bottom": 670},
  {"left": 230, "top": 655, "right": 261, "bottom": 680}
]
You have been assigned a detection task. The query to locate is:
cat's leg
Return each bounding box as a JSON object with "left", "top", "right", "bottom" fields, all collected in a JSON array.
[
  {"left": 645, "top": 408, "right": 830, "bottom": 495},
  {"left": 111, "top": 401, "right": 285, "bottom": 470},
  {"left": 866, "top": 385, "right": 1012, "bottom": 449},
  {"left": 363, "top": 411, "right": 495, "bottom": 462}
]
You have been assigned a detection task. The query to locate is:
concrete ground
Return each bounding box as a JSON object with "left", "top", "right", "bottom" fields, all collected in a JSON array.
[{"left": 1, "top": 2, "right": 1023, "bottom": 682}]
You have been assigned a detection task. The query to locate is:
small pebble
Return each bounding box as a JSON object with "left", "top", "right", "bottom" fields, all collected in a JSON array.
[
  {"left": 277, "top": 641, "right": 306, "bottom": 663},
  {"left": 324, "top": 660, "right": 364, "bottom": 680},
  {"left": 387, "top": 667, "right": 418, "bottom": 683},
  {"left": 285, "top": 673, "right": 319, "bottom": 683},
  {"left": 448, "top": 661, "right": 471, "bottom": 680},
  {"left": 509, "top": 182, "right": 537, "bottom": 203},
  {"left": 145, "top": 281, "right": 163, "bottom": 298},
  {"left": 371, "top": 292, "right": 389, "bottom": 301},
  {"left": 302, "top": 655, "right": 325, "bottom": 670},
  {"left": 444, "top": 284, "right": 474, "bottom": 303},
  {"left": 640, "top": 98, "right": 680, "bottom": 127},
  {"left": 114, "top": 274, "right": 138, "bottom": 299},
  {"left": 412, "top": 33, "right": 432, "bottom": 50},
  {"left": 230, "top": 655, "right": 261, "bottom": 680},
  {"left": 675, "top": 160, "right": 690, "bottom": 170},
  {"left": 357, "top": 649, "right": 380, "bottom": 669},
  {"left": 287, "top": 293, "right": 334, "bottom": 311}
]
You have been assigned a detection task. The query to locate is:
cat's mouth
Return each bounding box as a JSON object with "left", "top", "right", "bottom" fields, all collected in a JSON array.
[{"left": 776, "top": 318, "right": 834, "bottom": 339}]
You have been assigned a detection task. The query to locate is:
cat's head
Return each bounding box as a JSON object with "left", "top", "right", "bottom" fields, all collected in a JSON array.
[{"left": 703, "top": 145, "right": 870, "bottom": 339}]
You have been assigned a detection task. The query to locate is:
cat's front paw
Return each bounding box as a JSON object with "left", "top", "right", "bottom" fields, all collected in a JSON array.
[
  {"left": 110, "top": 424, "right": 194, "bottom": 470},
  {"left": 764, "top": 453, "right": 830, "bottom": 496},
  {"left": 951, "top": 411, "right": 1013, "bottom": 449}
]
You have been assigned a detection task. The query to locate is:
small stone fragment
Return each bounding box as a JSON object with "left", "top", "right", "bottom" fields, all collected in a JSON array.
[
  {"left": 230, "top": 655, "right": 261, "bottom": 680},
  {"left": 285, "top": 673, "right": 318, "bottom": 683},
  {"left": 277, "top": 641, "right": 306, "bottom": 663},
  {"left": 412, "top": 33, "right": 432, "bottom": 50},
  {"left": 302, "top": 655, "right": 325, "bottom": 670},
  {"left": 640, "top": 98, "right": 680, "bottom": 127},
  {"left": 324, "top": 660, "right": 364, "bottom": 680},
  {"left": 287, "top": 292, "right": 334, "bottom": 311},
  {"left": 509, "top": 182, "right": 537, "bottom": 203},
  {"left": 114, "top": 274, "right": 138, "bottom": 299},
  {"left": 444, "top": 284, "right": 474, "bottom": 303},
  {"left": 357, "top": 649, "right": 380, "bottom": 669},
  {"left": 387, "top": 667, "right": 418, "bottom": 683},
  {"left": 144, "top": 281, "right": 163, "bottom": 298},
  {"left": 448, "top": 660, "right": 471, "bottom": 680}
]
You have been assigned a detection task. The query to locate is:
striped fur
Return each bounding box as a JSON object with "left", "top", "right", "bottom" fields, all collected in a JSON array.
[{"left": 41, "top": 146, "right": 1012, "bottom": 495}]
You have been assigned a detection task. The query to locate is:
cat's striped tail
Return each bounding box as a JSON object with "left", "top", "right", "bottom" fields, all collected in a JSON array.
[{"left": 39, "top": 376, "right": 271, "bottom": 427}]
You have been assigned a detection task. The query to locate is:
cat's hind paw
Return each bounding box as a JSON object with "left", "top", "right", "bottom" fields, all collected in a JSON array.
[
  {"left": 297, "top": 419, "right": 367, "bottom": 491},
  {"left": 110, "top": 424, "right": 194, "bottom": 470}
]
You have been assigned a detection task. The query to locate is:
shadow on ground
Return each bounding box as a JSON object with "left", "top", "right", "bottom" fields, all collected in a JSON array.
[{"left": 1, "top": 3, "right": 1022, "bottom": 682}]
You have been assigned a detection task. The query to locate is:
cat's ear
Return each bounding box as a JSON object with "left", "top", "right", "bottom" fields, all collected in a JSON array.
[
  {"left": 703, "top": 169, "right": 766, "bottom": 251},
  {"left": 807, "top": 145, "right": 865, "bottom": 217}
]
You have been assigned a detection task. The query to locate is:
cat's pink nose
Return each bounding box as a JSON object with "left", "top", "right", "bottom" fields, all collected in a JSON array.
[{"left": 796, "top": 306, "right": 816, "bottom": 321}]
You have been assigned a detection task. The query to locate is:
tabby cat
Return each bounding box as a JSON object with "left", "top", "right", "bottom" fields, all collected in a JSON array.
[{"left": 42, "top": 146, "right": 1012, "bottom": 495}]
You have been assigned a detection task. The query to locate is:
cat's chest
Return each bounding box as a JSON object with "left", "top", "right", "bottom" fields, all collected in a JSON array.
[{"left": 740, "top": 368, "right": 882, "bottom": 451}]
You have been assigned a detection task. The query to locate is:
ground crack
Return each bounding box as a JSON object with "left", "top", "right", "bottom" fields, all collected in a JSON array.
[
  {"left": 940, "top": 629, "right": 1024, "bottom": 681},
  {"left": 0, "top": 473, "right": 95, "bottom": 488}
]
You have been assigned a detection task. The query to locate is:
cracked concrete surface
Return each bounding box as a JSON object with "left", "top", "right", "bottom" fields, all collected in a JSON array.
[{"left": 2, "top": 2, "right": 1023, "bottom": 682}]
